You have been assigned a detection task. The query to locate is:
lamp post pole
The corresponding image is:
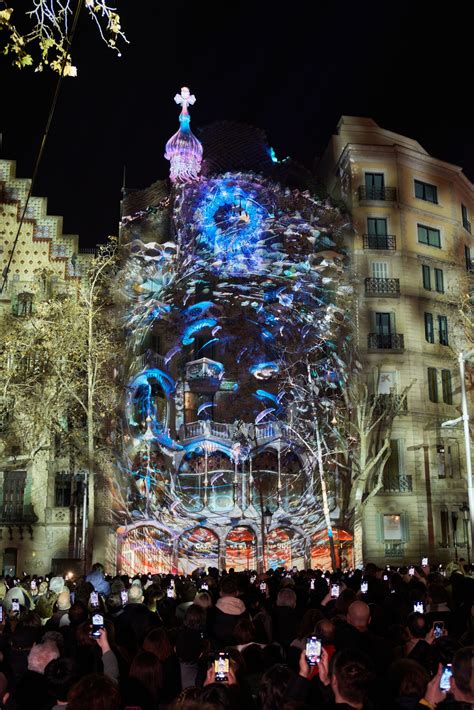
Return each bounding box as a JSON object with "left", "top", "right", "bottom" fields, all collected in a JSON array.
[
  {"left": 259, "top": 488, "right": 272, "bottom": 573},
  {"left": 461, "top": 503, "right": 471, "bottom": 566},
  {"left": 451, "top": 511, "right": 458, "bottom": 562},
  {"left": 81, "top": 471, "right": 88, "bottom": 575}
]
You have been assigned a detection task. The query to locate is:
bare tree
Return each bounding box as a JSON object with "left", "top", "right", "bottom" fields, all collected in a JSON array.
[
  {"left": 332, "top": 363, "right": 413, "bottom": 567},
  {"left": 0, "top": 238, "right": 120, "bottom": 568}
]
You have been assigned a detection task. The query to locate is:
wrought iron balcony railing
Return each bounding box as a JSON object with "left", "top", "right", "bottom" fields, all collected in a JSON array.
[
  {"left": 382, "top": 474, "right": 413, "bottom": 492},
  {"left": 363, "top": 234, "right": 396, "bottom": 250},
  {"left": 370, "top": 393, "right": 408, "bottom": 415},
  {"left": 463, "top": 218, "right": 472, "bottom": 234},
  {"left": 368, "top": 333, "right": 404, "bottom": 351},
  {"left": 358, "top": 186, "right": 397, "bottom": 202},
  {"left": 0, "top": 504, "right": 38, "bottom": 523},
  {"left": 384, "top": 542, "right": 405, "bottom": 557},
  {"left": 133, "top": 351, "right": 167, "bottom": 373},
  {"left": 365, "top": 277, "right": 400, "bottom": 296}
]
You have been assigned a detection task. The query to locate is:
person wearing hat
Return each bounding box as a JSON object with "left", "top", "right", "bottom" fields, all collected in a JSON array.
[
  {"left": 86, "top": 563, "right": 111, "bottom": 597},
  {"left": 35, "top": 591, "right": 58, "bottom": 626},
  {"left": 45, "top": 589, "right": 71, "bottom": 630},
  {"left": 49, "top": 577, "right": 65, "bottom": 596}
]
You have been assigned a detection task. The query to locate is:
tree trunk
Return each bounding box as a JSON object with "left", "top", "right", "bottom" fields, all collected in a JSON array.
[
  {"left": 353, "top": 507, "right": 364, "bottom": 568},
  {"left": 85, "top": 302, "right": 95, "bottom": 572}
]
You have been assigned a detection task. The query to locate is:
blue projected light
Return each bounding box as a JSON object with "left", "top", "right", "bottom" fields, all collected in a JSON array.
[
  {"left": 182, "top": 318, "right": 218, "bottom": 345},
  {"left": 249, "top": 362, "right": 279, "bottom": 380},
  {"left": 194, "top": 179, "right": 271, "bottom": 275},
  {"left": 130, "top": 368, "right": 176, "bottom": 398}
]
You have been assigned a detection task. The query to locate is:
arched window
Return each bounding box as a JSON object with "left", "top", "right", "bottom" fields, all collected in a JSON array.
[
  {"left": 226, "top": 527, "right": 256, "bottom": 571},
  {"left": 178, "top": 526, "right": 219, "bottom": 575},
  {"left": 119, "top": 526, "right": 172, "bottom": 575},
  {"left": 266, "top": 528, "right": 293, "bottom": 569}
]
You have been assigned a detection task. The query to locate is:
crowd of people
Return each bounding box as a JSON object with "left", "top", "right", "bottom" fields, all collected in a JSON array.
[{"left": 0, "top": 560, "right": 473, "bottom": 709}]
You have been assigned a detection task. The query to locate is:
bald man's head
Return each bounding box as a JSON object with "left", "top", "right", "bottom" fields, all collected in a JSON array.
[{"left": 347, "top": 601, "right": 371, "bottom": 632}]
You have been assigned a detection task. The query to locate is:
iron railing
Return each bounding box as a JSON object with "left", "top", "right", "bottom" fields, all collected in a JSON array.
[
  {"left": 133, "top": 352, "right": 167, "bottom": 373},
  {"left": 383, "top": 474, "right": 413, "bottom": 492},
  {"left": 463, "top": 218, "right": 472, "bottom": 234},
  {"left": 370, "top": 393, "right": 408, "bottom": 415},
  {"left": 363, "top": 234, "right": 396, "bottom": 250},
  {"left": 368, "top": 333, "right": 404, "bottom": 351},
  {"left": 0, "top": 504, "right": 38, "bottom": 523},
  {"left": 365, "top": 277, "right": 400, "bottom": 296},
  {"left": 358, "top": 186, "right": 397, "bottom": 201},
  {"left": 384, "top": 542, "right": 405, "bottom": 557}
]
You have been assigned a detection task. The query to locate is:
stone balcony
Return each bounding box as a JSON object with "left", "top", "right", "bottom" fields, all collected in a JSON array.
[
  {"left": 179, "top": 420, "right": 292, "bottom": 445},
  {"left": 186, "top": 358, "right": 224, "bottom": 393}
]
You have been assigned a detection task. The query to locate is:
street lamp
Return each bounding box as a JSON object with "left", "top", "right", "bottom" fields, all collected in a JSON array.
[
  {"left": 263, "top": 507, "right": 273, "bottom": 533},
  {"left": 461, "top": 503, "right": 471, "bottom": 566},
  {"left": 451, "top": 510, "right": 459, "bottom": 562},
  {"left": 441, "top": 348, "right": 474, "bottom": 555}
]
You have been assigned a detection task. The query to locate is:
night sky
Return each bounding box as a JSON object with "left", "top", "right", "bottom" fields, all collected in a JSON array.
[{"left": 1, "top": 2, "right": 473, "bottom": 247}]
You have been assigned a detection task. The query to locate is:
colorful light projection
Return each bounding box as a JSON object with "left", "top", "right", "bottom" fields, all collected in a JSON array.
[
  {"left": 165, "top": 87, "right": 203, "bottom": 182},
  {"left": 225, "top": 526, "right": 257, "bottom": 571},
  {"left": 191, "top": 176, "right": 276, "bottom": 276},
  {"left": 118, "top": 525, "right": 173, "bottom": 575},
  {"left": 310, "top": 529, "right": 354, "bottom": 571},
  {"left": 115, "top": 160, "right": 352, "bottom": 573},
  {"left": 177, "top": 526, "right": 219, "bottom": 575}
]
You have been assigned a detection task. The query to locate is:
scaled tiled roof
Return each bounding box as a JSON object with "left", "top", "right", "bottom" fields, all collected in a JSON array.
[
  {"left": 199, "top": 121, "right": 274, "bottom": 177},
  {"left": 121, "top": 179, "right": 169, "bottom": 218}
]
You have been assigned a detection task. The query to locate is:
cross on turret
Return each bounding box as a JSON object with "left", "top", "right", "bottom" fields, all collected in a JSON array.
[{"left": 174, "top": 86, "right": 196, "bottom": 115}]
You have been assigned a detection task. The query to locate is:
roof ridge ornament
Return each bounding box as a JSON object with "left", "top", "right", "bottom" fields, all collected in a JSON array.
[{"left": 165, "top": 86, "right": 203, "bottom": 183}]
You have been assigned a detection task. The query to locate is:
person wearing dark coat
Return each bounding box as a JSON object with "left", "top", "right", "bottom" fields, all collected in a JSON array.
[{"left": 209, "top": 577, "right": 246, "bottom": 647}]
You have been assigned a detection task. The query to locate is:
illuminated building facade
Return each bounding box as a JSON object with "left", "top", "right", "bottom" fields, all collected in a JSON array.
[
  {"left": 114, "top": 90, "right": 351, "bottom": 573},
  {"left": 0, "top": 159, "right": 93, "bottom": 575},
  {"left": 318, "top": 116, "right": 474, "bottom": 565}
]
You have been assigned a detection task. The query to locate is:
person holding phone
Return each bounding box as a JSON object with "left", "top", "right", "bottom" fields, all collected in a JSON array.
[
  {"left": 439, "top": 647, "right": 474, "bottom": 705},
  {"left": 90, "top": 626, "right": 120, "bottom": 683}
]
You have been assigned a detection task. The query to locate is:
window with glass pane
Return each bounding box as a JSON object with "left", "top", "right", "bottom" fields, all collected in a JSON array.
[
  {"left": 367, "top": 218, "right": 388, "bottom": 235},
  {"left": 424, "top": 313, "right": 434, "bottom": 343},
  {"left": 418, "top": 225, "right": 441, "bottom": 248},
  {"left": 365, "top": 173, "right": 384, "bottom": 188},
  {"left": 375, "top": 312, "right": 392, "bottom": 335},
  {"left": 372, "top": 262, "right": 388, "bottom": 279},
  {"left": 440, "top": 509, "right": 449, "bottom": 545},
  {"left": 2, "top": 470, "right": 26, "bottom": 517},
  {"left": 438, "top": 315, "right": 448, "bottom": 345},
  {"left": 414, "top": 180, "right": 438, "bottom": 203},
  {"left": 437, "top": 444, "right": 447, "bottom": 478},
  {"left": 436, "top": 443, "right": 457, "bottom": 479},
  {"left": 435, "top": 268, "right": 444, "bottom": 293},
  {"left": 465, "top": 245, "right": 472, "bottom": 271},
  {"left": 462, "top": 204, "right": 470, "bottom": 231},
  {"left": 428, "top": 367, "right": 438, "bottom": 403},
  {"left": 55, "top": 472, "right": 72, "bottom": 507},
  {"left": 365, "top": 173, "right": 385, "bottom": 199},
  {"left": 441, "top": 370, "right": 453, "bottom": 404},
  {"left": 422, "top": 265, "right": 431, "bottom": 290}
]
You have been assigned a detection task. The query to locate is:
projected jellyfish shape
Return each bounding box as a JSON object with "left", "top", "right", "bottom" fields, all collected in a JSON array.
[{"left": 165, "top": 87, "right": 203, "bottom": 182}]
